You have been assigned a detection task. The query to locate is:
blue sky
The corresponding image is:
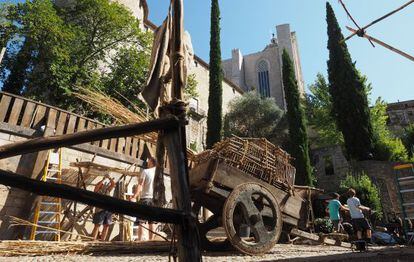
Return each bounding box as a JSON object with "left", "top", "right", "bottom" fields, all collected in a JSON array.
[{"left": 147, "top": 0, "right": 414, "bottom": 103}]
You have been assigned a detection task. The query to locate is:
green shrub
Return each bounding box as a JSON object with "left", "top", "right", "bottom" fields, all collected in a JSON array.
[
  {"left": 339, "top": 173, "right": 383, "bottom": 220},
  {"left": 314, "top": 218, "right": 333, "bottom": 234}
]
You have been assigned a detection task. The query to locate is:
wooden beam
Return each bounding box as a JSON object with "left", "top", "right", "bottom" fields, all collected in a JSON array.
[
  {"left": 0, "top": 116, "right": 181, "bottom": 159},
  {"left": 0, "top": 169, "right": 185, "bottom": 224},
  {"left": 346, "top": 27, "right": 414, "bottom": 62}
]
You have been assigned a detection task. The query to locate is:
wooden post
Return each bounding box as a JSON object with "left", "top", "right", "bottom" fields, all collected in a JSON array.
[
  {"left": 0, "top": 47, "right": 5, "bottom": 65},
  {"left": 166, "top": 0, "right": 202, "bottom": 260}
]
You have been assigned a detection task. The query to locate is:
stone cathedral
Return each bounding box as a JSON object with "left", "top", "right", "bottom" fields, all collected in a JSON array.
[{"left": 222, "top": 24, "right": 305, "bottom": 110}]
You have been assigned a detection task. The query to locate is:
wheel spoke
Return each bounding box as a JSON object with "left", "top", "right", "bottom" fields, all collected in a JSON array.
[
  {"left": 239, "top": 192, "right": 260, "bottom": 220},
  {"left": 251, "top": 219, "right": 271, "bottom": 243}
]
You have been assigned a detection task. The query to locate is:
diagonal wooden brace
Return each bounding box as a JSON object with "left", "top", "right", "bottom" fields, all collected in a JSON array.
[
  {"left": 0, "top": 169, "right": 185, "bottom": 224},
  {"left": 0, "top": 116, "right": 181, "bottom": 159}
]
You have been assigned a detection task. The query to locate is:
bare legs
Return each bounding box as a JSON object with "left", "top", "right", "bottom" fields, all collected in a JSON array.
[
  {"left": 92, "top": 224, "right": 100, "bottom": 240},
  {"left": 92, "top": 224, "right": 110, "bottom": 241},
  {"left": 137, "top": 222, "right": 155, "bottom": 241}
]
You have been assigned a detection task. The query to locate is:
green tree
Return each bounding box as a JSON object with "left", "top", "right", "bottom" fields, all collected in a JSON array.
[
  {"left": 223, "top": 92, "right": 285, "bottom": 145},
  {"left": 371, "top": 98, "right": 408, "bottom": 161},
  {"left": 307, "top": 73, "right": 343, "bottom": 147},
  {"left": 326, "top": 2, "right": 375, "bottom": 161},
  {"left": 402, "top": 124, "right": 414, "bottom": 159},
  {"left": 184, "top": 73, "right": 199, "bottom": 99},
  {"left": 340, "top": 173, "right": 383, "bottom": 220},
  {"left": 282, "top": 50, "right": 313, "bottom": 186},
  {"left": 0, "top": 0, "right": 151, "bottom": 115},
  {"left": 206, "top": 0, "right": 223, "bottom": 149}
]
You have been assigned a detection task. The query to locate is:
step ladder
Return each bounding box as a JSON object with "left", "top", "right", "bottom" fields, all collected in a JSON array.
[
  {"left": 30, "top": 149, "right": 63, "bottom": 241},
  {"left": 394, "top": 163, "right": 414, "bottom": 244}
]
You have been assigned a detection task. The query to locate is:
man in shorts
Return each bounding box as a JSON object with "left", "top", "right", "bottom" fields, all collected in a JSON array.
[
  {"left": 129, "top": 157, "right": 157, "bottom": 241},
  {"left": 326, "top": 192, "right": 348, "bottom": 232},
  {"left": 91, "top": 174, "right": 116, "bottom": 241},
  {"left": 347, "top": 188, "right": 372, "bottom": 242}
]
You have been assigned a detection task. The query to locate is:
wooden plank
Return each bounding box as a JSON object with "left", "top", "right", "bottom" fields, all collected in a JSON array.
[
  {"left": 137, "top": 140, "right": 145, "bottom": 159},
  {"left": 77, "top": 118, "right": 86, "bottom": 132},
  {"left": 394, "top": 164, "right": 414, "bottom": 170},
  {"left": 20, "top": 102, "right": 36, "bottom": 128},
  {"left": 0, "top": 117, "right": 180, "bottom": 159},
  {"left": 8, "top": 98, "right": 24, "bottom": 126},
  {"left": 66, "top": 115, "right": 77, "bottom": 134},
  {"left": 94, "top": 124, "right": 103, "bottom": 146},
  {"left": 32, "top": 106, "right": 47, "bottom": 129},
  {"left": 124, "top": 137, "right": 132, "bottom": 156},
  {"left": 45, "top": 109, "right": 58, "bottom": 133},
  {"left": 101, "top": 139, "right": 109, "bottom": 150},
  {"left": 131, "top": 138, "right": 139, "bottom": 158},
  {"left": 117, "top": 138, "right": 125, "bottom": 154},
  {"left": 0, "top": 168, "right": 185, "bottom": 224},
  {"left": 0, "top": 95, "right": 12, "bottom": 122},
  {"left": 55, "top": 112, "right": 68, "bottom": 135},
  {"left": 109, "top": 138, "right": 117, "bottom": 152},
  {"left": 290, "top": 228, "right": 352, "bottom": 248},
  {"left": 86, "top": 121, "right": 96, "bottom": 145}
]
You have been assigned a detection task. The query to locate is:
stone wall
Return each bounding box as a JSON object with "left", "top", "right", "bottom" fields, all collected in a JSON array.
[{"left": 312, "top": 146, "right": 406, "bottom": 219}]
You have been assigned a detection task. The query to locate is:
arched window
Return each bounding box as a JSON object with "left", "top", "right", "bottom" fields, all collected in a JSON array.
[{"left": 257, "top": 60, "right": 270, "bottom": 97}]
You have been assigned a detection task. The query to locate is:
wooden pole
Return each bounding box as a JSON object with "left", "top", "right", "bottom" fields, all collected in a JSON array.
[
  {"left": 0, "top": 169, "right": 185, "bottom": 224},
  {"left": 346, "top": 26, "right": 414, "bottom": 62},
  {"left": 0, "top": 47, "right": 5, "bottom": 65},
  {"left": 0, "top": 116, "right": 181, "bottom": 159},
  {"left": 343, "top": 0, "right": 414, "bottom": 42},
  {"left": 168, "top": 0, "right": 202, "bottom": 260}
]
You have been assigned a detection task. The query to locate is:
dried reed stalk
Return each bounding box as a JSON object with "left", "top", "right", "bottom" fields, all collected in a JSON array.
[
  {"left": 8, "top": 216, "right": 94, "bottom": 240},
  {"left": 74, "top": 87, "right": 157, "bottom": 143}
]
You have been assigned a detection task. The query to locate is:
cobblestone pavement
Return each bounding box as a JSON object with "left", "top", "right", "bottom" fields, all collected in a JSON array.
[{"left": 2, "top": 244, "right": 411, "bottom": 262}]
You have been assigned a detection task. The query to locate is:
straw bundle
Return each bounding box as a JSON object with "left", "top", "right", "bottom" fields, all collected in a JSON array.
[
  {"left": 0, "top": 240, "right": 171, "bottom": 256},
  {"left": 74, "top": 88, "right": 157, "bottom": 143}
]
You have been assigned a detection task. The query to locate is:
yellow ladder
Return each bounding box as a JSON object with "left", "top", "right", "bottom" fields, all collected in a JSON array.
[{"left": 30, "top": 149, "right": 62, "bottom": 241}]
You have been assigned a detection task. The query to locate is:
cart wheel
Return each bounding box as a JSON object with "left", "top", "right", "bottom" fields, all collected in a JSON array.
[
  {"left": 223, "top": 182, "right": 282, "bottom": 255},
  {"left": 192, "top": 203, "right": 231, "bottom": 251}
]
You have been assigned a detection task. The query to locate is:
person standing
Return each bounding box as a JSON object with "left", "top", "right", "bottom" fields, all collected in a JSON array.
[
  {"left": 129, "top": 157, "right": 157, "bottom": 241},
  {"left": 91, "top": 174, "right": 116, "bottom": 241},
  {"left": 326, "top": 193, "right": 348, "bottom": 232},
  {"left": 347, "top": 188, "right": 372, "bottom": 242}
]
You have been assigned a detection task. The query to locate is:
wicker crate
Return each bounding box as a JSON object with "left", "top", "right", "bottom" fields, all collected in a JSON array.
[{"left": 191, "top": 136, "right": 296, "bottom": 187}]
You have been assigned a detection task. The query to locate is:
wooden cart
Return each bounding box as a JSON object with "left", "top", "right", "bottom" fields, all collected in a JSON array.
[{"left": 188, "top": 137, "right": 314, "bottom": 255}]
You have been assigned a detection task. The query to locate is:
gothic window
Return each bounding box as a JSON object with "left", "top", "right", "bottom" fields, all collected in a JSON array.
[{"left": 257, "top": 60, "right": 270, "bottom": 97}]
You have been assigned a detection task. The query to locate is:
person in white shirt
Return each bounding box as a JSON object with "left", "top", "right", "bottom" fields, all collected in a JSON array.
[
  {"left": 346, "top": 188, "right": 372, "bottom": 242},
  {"left": 129, "top": 157, "right": 157, "bottom": 241}
]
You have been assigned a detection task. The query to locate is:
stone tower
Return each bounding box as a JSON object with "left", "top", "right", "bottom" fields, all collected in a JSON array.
[{"left": 222, "top": 24, "right": 305, "bottom": 110}]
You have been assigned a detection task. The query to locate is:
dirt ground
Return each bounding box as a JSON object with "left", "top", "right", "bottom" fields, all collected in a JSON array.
[{"left": 1, "top": 244, "right": 413, "bottom": 262}]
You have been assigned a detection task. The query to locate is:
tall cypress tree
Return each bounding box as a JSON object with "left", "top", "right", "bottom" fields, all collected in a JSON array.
[
  {"left": 282, "top": 50, "right": 313, "bottom": 186},
  {"left": 326, "top": 2, "right": 374, "bottom": 160},
  {"left": 206, "top": 0, "right": 223, "bottom": 149}
]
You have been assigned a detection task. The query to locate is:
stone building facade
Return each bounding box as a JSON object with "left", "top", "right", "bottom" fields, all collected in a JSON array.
[
  {"left": 109, "top": 0, "right": 243, "bottom": 152},
  {"left": 222, "top": 24, "right": 304, "bottom": 110},
  {"left": 387, "top": 99, "right": 414, "bottom": 133},
  {"left": 312, "top": 146, "right": 407, "bottom": 221}
]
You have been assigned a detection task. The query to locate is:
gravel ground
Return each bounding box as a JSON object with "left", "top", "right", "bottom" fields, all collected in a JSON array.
[{"left": 1, "top": 244, "right": 413, "bottom": 262}]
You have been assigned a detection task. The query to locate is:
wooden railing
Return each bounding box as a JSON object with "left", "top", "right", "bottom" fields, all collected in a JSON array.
[{"left": 0, "top": 91, "right": 154, "bottom": 162}]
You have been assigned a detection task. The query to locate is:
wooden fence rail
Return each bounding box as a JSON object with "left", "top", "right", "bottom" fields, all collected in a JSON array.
[{"left": 0, "top": 91, "right": 155, "bottom": 161}]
